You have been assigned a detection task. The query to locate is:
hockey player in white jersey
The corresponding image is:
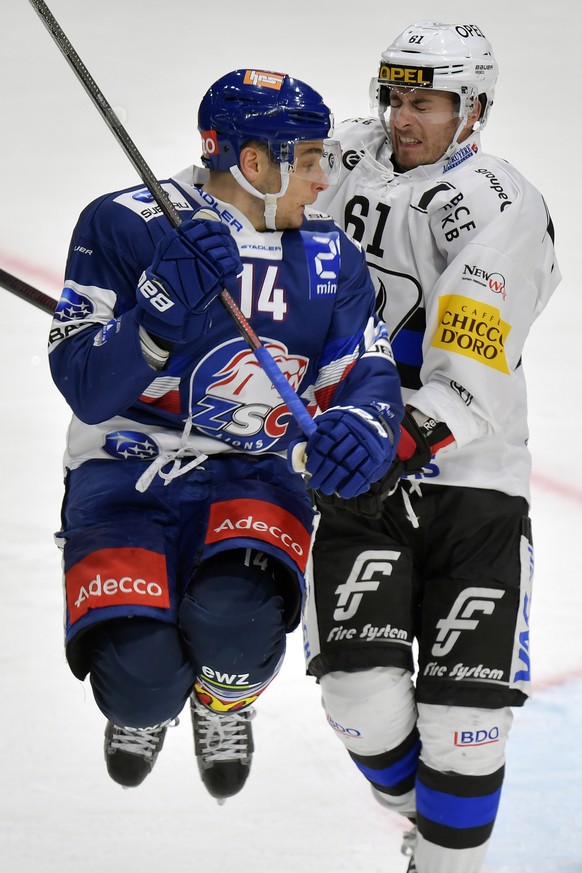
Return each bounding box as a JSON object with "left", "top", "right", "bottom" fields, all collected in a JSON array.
[
  {"left": 303, "top": 22, "right": 561, "bottom": 873},
  {"left": 49, "top": 69, "right": 403, "bottom": 800}
]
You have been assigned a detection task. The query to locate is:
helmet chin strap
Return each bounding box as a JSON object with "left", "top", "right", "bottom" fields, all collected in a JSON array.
[
  {"left": 230, "top": 164, "right": 290, "bottom": 230},
  {"left": 441, "top": 114, "right": 470, "bottom": 160}
]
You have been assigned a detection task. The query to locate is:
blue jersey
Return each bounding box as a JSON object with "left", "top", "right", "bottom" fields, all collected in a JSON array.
[{"left": 49, "top": 166, "right": 403, "bottom": 471}]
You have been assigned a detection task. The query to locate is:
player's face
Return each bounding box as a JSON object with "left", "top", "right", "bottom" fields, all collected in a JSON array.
[
  {"left": 269, "top": 141, "right": 330, "bottom": 229},
  {"left": 388, "top": 88, "right": 460, "bottom": 170}
]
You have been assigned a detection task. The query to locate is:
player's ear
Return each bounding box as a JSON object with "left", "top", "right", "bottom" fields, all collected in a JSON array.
[
  {"left": 471, "top": 95, "right": 484, "bottom": 125},
  {"left": 239, "top": 144, "right": 263, "bottom": 183}
]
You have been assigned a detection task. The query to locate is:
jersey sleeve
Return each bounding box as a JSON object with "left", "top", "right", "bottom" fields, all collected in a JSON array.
[
  {"left": 410, "top": 164, "right": 561, "bottom": 446},
  {"left": 48, "top": 193, "right": 166, "bottom": 424}
]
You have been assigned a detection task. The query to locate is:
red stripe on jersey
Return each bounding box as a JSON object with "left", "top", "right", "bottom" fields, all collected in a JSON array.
[{"left": 139, "top": 390, "right": 182, "bottom": 414}]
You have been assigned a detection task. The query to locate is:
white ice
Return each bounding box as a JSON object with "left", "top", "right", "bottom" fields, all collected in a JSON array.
[{"left": 1, "top": 2, "right": 581, "bottom": 871}]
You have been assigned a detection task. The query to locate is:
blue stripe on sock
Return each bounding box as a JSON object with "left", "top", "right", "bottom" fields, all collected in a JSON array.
[
  {"left": 354, "top": 738, "right": 421, "bottom": 788},
  {"left": 416, "top": 781, "right": 502, "bottom": 829}
]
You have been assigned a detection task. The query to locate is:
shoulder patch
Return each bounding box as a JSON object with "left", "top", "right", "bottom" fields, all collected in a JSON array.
[{"left": 113, "top": 183, "right": 193, "bottom": 223}]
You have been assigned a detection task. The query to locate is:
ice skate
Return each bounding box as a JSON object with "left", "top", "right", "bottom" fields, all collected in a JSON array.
[
  {"left": 104, "top": 719, "right": 171, "bottom": 788},
  {"left": 191, "top": 695, "right": 255, "bottom": 803}
]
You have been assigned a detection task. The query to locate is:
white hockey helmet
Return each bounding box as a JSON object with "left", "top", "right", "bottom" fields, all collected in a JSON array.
[{"left": 371, "top": 22, "right": 498, "bottom": 130}]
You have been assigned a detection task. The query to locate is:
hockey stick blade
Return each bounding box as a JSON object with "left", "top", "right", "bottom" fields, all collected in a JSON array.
[
  {"left": 0, "top": 268, "right": 57, "bottom": 315},
  {"left": 27, "top": 0, "right": 316, "bottom": 439}
]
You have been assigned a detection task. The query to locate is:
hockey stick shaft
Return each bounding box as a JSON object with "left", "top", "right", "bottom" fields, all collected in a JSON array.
[
  {"left": 0, "top": 268, "right": 57, "bottom": 315},
  {"left": 27, "top": 0, "right": 316, "bottom": 438}
]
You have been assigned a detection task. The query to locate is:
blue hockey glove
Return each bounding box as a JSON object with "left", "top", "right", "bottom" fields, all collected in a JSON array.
[
  {"left": 137, "top": 214, "right": 242, "bottom": 344},
  {"left": 290, "top": 405, "right": 397, "bottom": 499}
]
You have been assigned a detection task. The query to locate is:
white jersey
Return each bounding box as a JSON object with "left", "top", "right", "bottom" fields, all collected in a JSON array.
[{"left": 313, "top": 118, "right": 561, "bottom": 502}]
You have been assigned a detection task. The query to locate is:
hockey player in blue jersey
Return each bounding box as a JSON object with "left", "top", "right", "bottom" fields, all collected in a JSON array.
[{"left": 49, "top": 68, "right": 404, "bottom": 799}]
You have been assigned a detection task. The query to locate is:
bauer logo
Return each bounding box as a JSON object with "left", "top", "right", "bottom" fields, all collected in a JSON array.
[
  {"left": 66, "top": 547, "right": 170, "bottom": 624},
  {"left": 243, "top": 70, "right": 285, "bottom": 90},
  {"left": 432, "top": 294, "right": 511, "bottom": 374},
  {"left": 378, "top": 62, "right": 434, "bottom": 87}
]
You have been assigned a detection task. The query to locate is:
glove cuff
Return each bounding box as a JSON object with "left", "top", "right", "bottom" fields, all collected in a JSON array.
[
  {"left": 397, "top": 406, "right": 455, "bottom": 472},
  {"left": 138, "top": 325, "right": 172, "bottom": 370}
]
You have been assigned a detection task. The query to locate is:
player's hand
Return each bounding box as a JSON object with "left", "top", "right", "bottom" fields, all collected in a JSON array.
[
  {"left": 288, "top": 405, "right": 396, "bottom": 499},
  {"left": 136, "top": 212, "right": 242, "bottom": 343}
]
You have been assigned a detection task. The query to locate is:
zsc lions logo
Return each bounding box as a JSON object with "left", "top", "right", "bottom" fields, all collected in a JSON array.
[
  {"left": 54, "top": 287, "right": 94, "bottom": 322},
  {"left": 189, "top": 337, "right": 309, "bottom": 451}
]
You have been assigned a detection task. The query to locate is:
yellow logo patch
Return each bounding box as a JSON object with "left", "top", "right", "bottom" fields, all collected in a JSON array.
[
  {"left": 378, "top": 63, "right": 434, "bottom": 87},
  {"left": 432, "top": 295, "right": 511, "bottom": 374}
]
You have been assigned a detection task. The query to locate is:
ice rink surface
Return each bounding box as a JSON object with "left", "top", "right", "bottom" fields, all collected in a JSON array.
[{"left": 1, "top": 1, "right": 580, "bottom": 870}]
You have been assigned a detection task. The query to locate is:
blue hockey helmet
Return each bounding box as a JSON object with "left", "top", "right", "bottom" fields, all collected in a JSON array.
[{"left": 198, "top": 69, "right": 335, "bottom": 172}]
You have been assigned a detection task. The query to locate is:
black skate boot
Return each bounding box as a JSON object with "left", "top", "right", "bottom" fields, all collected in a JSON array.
[
  {"left": 104, "top": 720, "right": 172, "bottom": 788},
  {"left": 190, "top": 696, "right": 255, "bottom": 803}
]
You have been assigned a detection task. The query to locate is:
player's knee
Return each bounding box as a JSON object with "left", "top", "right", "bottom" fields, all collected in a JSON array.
[
  {"left": 321, "top": 667, "right": 419, "bottom": 809},
  {"left": 178, "top": 549, "right": 290, "bottom": 703},
  {"left": 320, "top": 666, "right": 417, "bottom": 754},
  {"left": 417, "top": 703, "right": 513, "bottom": 775},
  {"left": 88, "top": 618, "right": 195, "bottom": 727}
]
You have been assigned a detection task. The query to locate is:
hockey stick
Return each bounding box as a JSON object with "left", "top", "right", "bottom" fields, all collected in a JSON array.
[
  {"left": 0, "top": 267, "right": 57, "bottom": 315},
  {"left": 26, "top": 0, "right": 316, "bottom": 439}
]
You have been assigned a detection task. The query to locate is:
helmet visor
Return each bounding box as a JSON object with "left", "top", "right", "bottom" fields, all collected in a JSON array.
[
  {"left": 270, "top": 138, "right": 342, "bottom": 186},
  {"left": 370, "top": 79, "right": 463, "bottom": 126}
]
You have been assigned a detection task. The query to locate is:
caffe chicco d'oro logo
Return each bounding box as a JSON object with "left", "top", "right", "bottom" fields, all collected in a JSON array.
[{"left": 432, "top": 294, "right": 511, "bottom": 373}]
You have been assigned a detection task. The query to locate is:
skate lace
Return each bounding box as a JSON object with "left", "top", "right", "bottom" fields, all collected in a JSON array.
[
  {"left": 109, "top": 719, "right": 177, "bottom": 760},
  {"left": 195, "top": 706, "right": 255, "bottom": 763}
]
